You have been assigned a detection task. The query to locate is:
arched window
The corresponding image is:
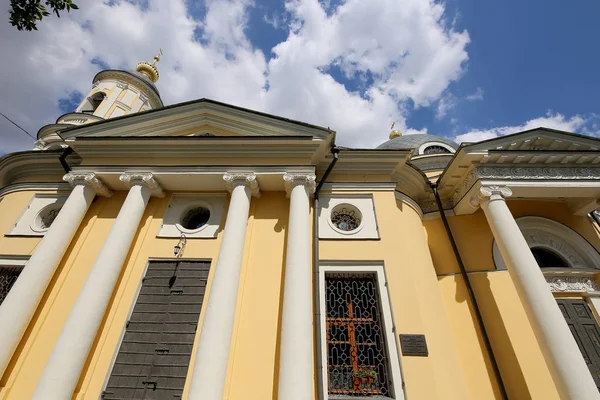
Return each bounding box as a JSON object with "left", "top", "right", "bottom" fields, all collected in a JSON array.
[
  {"left": 423, "top": 145, "right": 451, "bottom": 155},
  {"left": 531, "top": 247, "right": 570, "bottom": 268},
  {"left": 493, "top": 216, "right": 600, "bottom": 270},
  {"left": 80, "top": 92, "right": 106, "bottom": 114}
]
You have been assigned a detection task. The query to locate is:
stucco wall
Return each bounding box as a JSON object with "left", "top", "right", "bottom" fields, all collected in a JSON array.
[
  {"left": 320, "top": 191, "right": 469, "bottom": 400},
  {"left": 427, "top": 199, "right": 600, "bottom": 399}
]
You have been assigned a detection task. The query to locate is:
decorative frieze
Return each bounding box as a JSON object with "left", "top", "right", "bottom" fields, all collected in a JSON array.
[
  {"left": 120, "top": 172, "right": 164, "bottom": 197},
  {"left": 546, "top": 275, "right": 600, "bottom": 293},
  {"left": 443, "top": 166, "right": 600, "bottom": 212},
  {"left": 63, "top": 172, "right": 113, "bottom": 197},
  {"left": 283, "top": 173, "right": 316, "bottom": 197},
  {"left": 223, "top": 173, "right": 260, "bottom": 198},
  {"left": 477, "top": 166, "right": 600, "bottom": 180}
]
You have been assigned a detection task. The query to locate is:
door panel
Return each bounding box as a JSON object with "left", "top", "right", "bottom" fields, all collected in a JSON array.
[
  {"left": 556, "top": 299, "right": 600, "bottom": 388},
  {"left": 102, "top": 260, "right": 210, "bottom": 400}
]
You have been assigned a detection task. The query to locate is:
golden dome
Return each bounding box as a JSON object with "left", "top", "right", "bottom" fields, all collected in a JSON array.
[
  {"left": 389, "top": 122, "right": 402, "bottom": 139},
  {"left": 135, "top": 49, "right": 162, "bottom": 83}
]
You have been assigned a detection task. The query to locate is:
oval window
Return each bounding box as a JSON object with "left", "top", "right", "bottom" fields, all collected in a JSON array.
[
  {"left": 331, "top": 204, "right": 362, "bottom": 232},
  {"left": 181, "top": 207, "right": 210, "bottom": 230}
]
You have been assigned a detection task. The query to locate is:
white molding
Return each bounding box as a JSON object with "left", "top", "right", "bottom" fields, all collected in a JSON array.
[
  {"left": 318, "top": 263, "right": 406, "bottom": 400},
  {"left": 157, "top": 194, "right": 226, "bottom": 239},
  {"left": 493, "top": 216, "right": 600, "bottom": 270},
  {"left": 0, "top": 182, "right": 71, "bottom": 198},
  {"left": 7, "top": 194, "right": 68, "bottom": 237},
  {"left": 320, "top": 182, "right": 397, "bottom": 192},
  {"left": 318, "top": 195, "right": 379, "bottom": 239},
  {"left": 543, "top": 269, "right": 600, "bottom": 293},
  {"left": 0, "top": 255, "right": 29, "bottom": 267},
  {"left": 394, "top": 192, "right": 423, "bottom": 219}
]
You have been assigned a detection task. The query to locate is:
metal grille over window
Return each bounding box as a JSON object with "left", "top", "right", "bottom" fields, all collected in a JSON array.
[
  {"left": 423, "top": 145, "right": 450, "bottom": 155},
  {"left": 325, "top": 274, "right": 391, "bottom": 397},
  {"left": 180, "top": 207, "right": 210, "bottom": 230},
  {"left": 331, "top": 205, "right": 362, "bottom": 232},
  {"left": 0, "top": 267, "right": 21, "bottom": 306},
  {"left": 39, "top": 207, "right": 60, "bottom": 230}
]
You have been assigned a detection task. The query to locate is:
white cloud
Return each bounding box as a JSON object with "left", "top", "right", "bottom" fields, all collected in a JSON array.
[
  {"left": 435, "top": 92, "right": 457, "bottom": 119},
  {"left": 0, "top": 0, "right": 470, "bottom": 153},
  {"left": 465, "top": 87, "right": 483, "bottom": 101},
  {"left": 454, "top": 111, "right": 587, "bottom": 143}
]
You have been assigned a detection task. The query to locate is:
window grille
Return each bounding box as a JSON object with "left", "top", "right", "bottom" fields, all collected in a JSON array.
[
  {"left": 331, "top": 206, "right": 362, "bottom": 232},
  {"left": 0, "top": 267, "right": 21, "bottom": 305},
  {"left": 325, "top": 274, "right": 391, "bottom": 397},
  {"left": 423, "top": 145, "right": 450, "bottom": 155}
]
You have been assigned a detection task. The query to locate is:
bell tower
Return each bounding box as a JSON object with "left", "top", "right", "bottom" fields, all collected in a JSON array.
[{"left": 35, "top": 51, "right": 165, "bottom": 150}]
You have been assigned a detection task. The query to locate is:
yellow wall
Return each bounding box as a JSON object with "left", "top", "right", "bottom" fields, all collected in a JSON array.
[
  {"left": 0, "top": 190, "right": 292, "bottom": 400},
  {"left": 426, "top": 199, "right": 600, "bottom": 400},
  {"left": 320, "top": 191, "right": 470, "bottom": 399},
  {"left": 4, "top": 183, "right": 597, "bottom": 400}
]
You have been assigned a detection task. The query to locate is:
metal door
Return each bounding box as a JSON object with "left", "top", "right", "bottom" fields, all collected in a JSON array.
[
  {"left": 556, "top": 299, "right": 600, "bottom": 388},
  {"left": 102, "top": 260, "right": 210, "bottom": 399}
]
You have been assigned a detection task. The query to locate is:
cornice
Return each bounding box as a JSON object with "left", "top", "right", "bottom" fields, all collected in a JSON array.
[
  {"left": 58, "top": 99, "right": 331, "bottom": 141},
  {"left": 0, "top": 182, "right": 71, "bottom": 198},
  {"left": 394, "top": 191, "right": 423, "bottom": 219},
  {"left": 320, "top": 182, "right": 397, "bottom": 192}
]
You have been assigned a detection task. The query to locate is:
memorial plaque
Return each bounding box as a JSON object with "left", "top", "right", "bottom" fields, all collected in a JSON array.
[{"left": 399, "top": 334, "right": 428, "bottom": 356}]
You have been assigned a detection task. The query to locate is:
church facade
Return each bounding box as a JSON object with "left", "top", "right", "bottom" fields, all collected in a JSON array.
[{"left": 0, "top": 56, "right": 600, "bottom": 400}]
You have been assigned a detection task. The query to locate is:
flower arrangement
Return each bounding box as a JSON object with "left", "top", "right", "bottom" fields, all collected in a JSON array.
[{"left": 352, "top": 368, "right": 377, "bottom": 380}]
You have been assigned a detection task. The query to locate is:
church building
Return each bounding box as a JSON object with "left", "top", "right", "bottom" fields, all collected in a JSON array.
[{"left": 1, "top": 54, "right": 600, "bottom": 399}]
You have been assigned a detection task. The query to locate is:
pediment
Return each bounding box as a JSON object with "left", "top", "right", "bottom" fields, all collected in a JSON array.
[
  {"left": 58, "top": 98, "right": 332, "bottom": 141},
  {"left": 466, "top": 128, "right": 600, "bottom": 153}
]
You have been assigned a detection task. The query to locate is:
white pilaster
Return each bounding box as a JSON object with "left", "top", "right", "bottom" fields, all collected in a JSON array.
[
  {"left": 0, "top": 172, "right": 110, "bottom": 379},
  {"left": 278, "top": 173, "right": 316, "bottom": 400},
  {"left": 188, "top": 173, "right": 259, "bottom": 400},
  {"left": 32, "top": 173, "right": 163, "bottom": 400},
  {"left": 473, "top": 185, "right": 599, "bottom": 399}
]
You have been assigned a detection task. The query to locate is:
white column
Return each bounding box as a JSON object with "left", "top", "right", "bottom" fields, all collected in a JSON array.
[
  {"left": 473, "top": 185, "right": 600, "bottom": 399},
  {"left": 278, "top": 173, "right": 316, "bottom": 400},
  {"left": 0, "top": 172, "right": 111, "bottom": 379},
  {"left": 32, "top": 173, "right": 163, "bottom": 400},
  {"left": 188, "top": 173, "right": 260, "bottom": 400}
]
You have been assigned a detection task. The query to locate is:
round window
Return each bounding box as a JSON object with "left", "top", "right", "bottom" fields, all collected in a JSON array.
[
  {"left": 180, "top": 207, "right": 210, "bottom": 230},
  {"left": 331, "top": 204, "right": 362, "bottom": 233},
  {"left": 33, "top": 204, "right": 62, "bottom": 232}
]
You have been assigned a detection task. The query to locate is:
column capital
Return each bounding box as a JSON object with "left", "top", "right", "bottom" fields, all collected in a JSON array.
[
  {"left": 470, "top": 185, "right": 512, "bottom": 208},
  {"left": 63, "top": 172, "right": 112, "bottom": 197},
  {"left": 283, "top": 173, "right": 316, "bottom": 198},
  {"left": 120, "top": 172, "right": 165, "bottom": 198},
  {"left": 223, "top": 173, "right": 260, "bottom": 198}
]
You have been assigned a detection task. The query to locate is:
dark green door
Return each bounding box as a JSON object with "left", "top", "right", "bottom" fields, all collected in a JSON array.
[
  {"left": 556, "top": 299, "right": 600, "bottom": 388},
  {"left": 102, "top": 260, "right": 210, "bottom": 399}
]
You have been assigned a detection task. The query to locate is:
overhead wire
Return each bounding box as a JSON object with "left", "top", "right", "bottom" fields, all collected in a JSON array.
[{"left": 0, "top": 112, "right": 36, "bottom": 140}]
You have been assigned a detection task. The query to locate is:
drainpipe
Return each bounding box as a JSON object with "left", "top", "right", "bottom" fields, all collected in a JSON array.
[
  {"left": 430, "top": 182, "right": 508, "bottom": 400},
  {"left": 313, "top": 146, "right": 339, "bottom": 400},
  {"left": 58, "top": 146, "right": 74, "bottom": 173}
]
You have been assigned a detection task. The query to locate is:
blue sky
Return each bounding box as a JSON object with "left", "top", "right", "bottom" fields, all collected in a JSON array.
[{"left": 0, "top": 0, "right": 599, "bottom": 153}]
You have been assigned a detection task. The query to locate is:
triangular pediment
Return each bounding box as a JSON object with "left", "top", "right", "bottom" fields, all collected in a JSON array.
[
  {"left": 466, "top": 127, "right": 600, "bottom": 152},
  {"left": 58, "top": 98, "right": 332, "bottom": 141}
]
